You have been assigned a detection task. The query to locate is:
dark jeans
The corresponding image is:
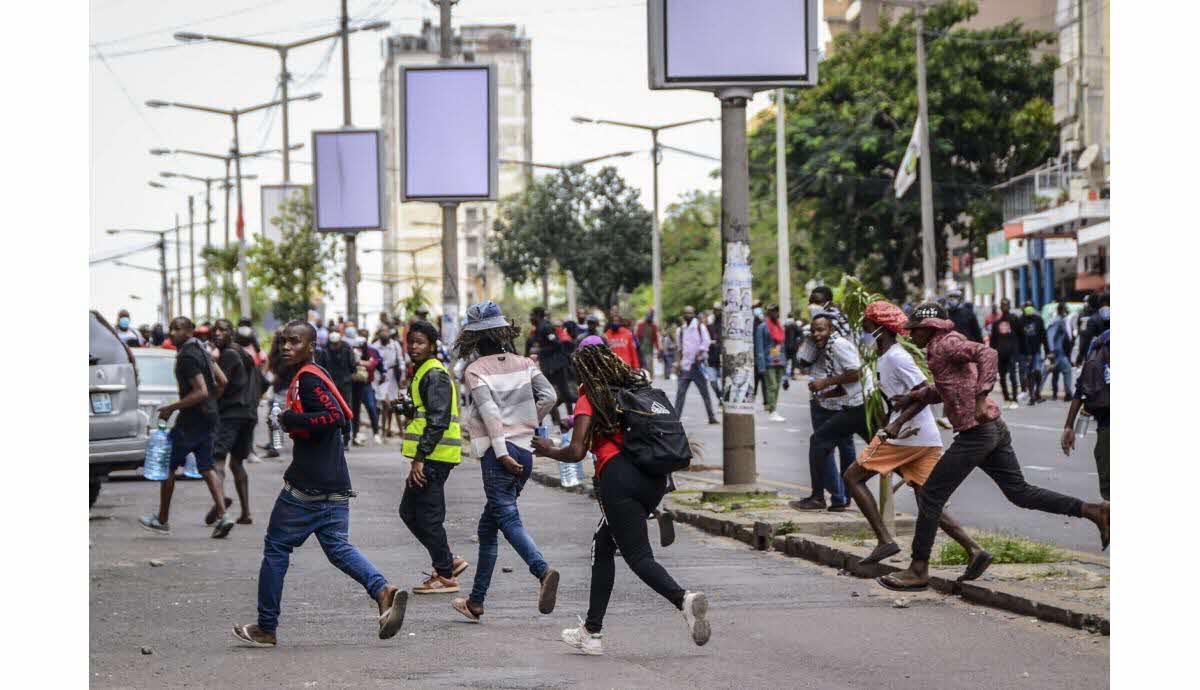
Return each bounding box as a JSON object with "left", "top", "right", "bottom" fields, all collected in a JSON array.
[
  {"left": 399, "top": 460, "right": 457, "bottom": 578},
  {"left": 673, "top": 366, "right": 717, "bottom": 421},
  {"left": 351, "top": 381, "right": 379, "bottom": 435},
  {"left": 997, "top": 352, "right": 1020, "bottom": 401},
  {"left": 257, "top": 490, "right": 387, "bottom": 634},
  {"left": 586, "top": 456, "right": 685, "bottom": 633},
  {"left": 1094, "top": 427, "right": 1109, "bottom": 501},
  {"left": 470, "top": 443, "right": 548, "bottom": 605},
  {"left": 808, "top": 403, "right": 861, "bottom": 504},
  {"left": 912, "top": 420, "right": 1084, "bottom": 562}
]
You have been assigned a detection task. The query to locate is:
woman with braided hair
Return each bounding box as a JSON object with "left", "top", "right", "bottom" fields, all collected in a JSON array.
[{"left": 533, "top": 342, "right": 711, "bottom": 656}]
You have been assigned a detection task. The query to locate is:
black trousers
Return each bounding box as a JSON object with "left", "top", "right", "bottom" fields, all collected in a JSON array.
[
  {"left": 586, "top": 456, "right": 685, "bottom": 633},
  {"left": 808, "top": 404, "right": 868, "bottom": 504},
  {"left": 997, "top": 352, "right": 1020, "bottom": 401},
  {"left": 911, "top": 420, "right": 1084, "bottom": 562},
  {"left": 399, "top": 460, "right": 457, "bottom": 578}
]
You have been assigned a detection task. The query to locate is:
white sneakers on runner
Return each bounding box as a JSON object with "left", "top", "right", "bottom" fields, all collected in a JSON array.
[
  {"left": 561, "top": 616, "right": 604, "bottom": 655},
  {"left": 682, "top": 591, "right": 711, "bottom": 646},
  {"left": 769, "top": 412, "right": 786, "bottom": 422}
]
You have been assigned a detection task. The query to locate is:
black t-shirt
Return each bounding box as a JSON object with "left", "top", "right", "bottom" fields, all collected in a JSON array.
[
  {"left": 989, "top": 314, "right": 1022, "bottom": 355},
  {"left": 1019, "top": 314, "right": 1048, "bottom": 356},
  {"left": 281, "top": 369, "right": 352, "bottom": 493},
  {"left": 324, "top": 343, "right": 356, "bottom": 390},
  {"left": 175, "top": 340, "right": 219, "bottom": 433},
  {"left": 534, "top": 321, "right": 569, "bottom": 374},
  {"left": 215, "top": 345, "right": 252, "bottom": 420}
]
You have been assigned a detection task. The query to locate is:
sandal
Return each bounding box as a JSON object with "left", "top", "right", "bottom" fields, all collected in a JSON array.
[
  {"left": 877, "top": 574, "right": 928, "bottom": 592},
  {"left": 859, "top": 542, "right": 901, "bottom": 566},
  {"left": 958, "top": 551, "right": 994, "bottom": 582}
]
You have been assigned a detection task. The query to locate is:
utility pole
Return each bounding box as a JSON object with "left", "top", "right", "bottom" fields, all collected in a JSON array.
[
  {"left": 341, "top": 0, "right": 360, "bottom": 326},
  {"left": 203, "top": 179, "right": 213, "bottom": 319},
  {"left": 232, "top": 114, "right": 250, "bottom": 318},
  {"left": 187, "top": 195, "right": 196, "bottom": 317},
  {"left": 775, "top": 89, "right": 791, "bottom": 317},
  {"left": 174, "top": 213, "right": 183, "bottom": 317},
  {"left": 159, "top": 237, "right": 170, "bottom": 325},
  {"left": 437, "top": 0, "right": 461, "bottom": 348},
  {"left": 718, "top": 88, "right": 756, "bottom": 487}
]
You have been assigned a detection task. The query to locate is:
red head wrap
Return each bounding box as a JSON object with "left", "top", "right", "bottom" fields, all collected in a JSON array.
[{"left": 864, "top": 301, "right": 909, "bottom": 336}]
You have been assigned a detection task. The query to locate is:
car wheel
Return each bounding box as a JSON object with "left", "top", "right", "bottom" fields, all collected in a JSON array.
[{"left": 89, "top": 479, "right": 101, "bottom": 507}]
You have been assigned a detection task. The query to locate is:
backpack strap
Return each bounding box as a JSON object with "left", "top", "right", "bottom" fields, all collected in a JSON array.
[{"left": 287, "top": 363, "right": 354, "bottom": 421}]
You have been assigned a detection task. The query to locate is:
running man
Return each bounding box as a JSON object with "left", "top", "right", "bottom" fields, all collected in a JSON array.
[
  {"left": 232, "top": 320, "right": 407, "bottom": 647},
  {"left": 139, "top": 317, "right": 234, "bottom": 538},
  {"left": 397, "top": 320, "right": 470, "bottom": 594},
  {"left": 878, "top": 304, "right": 1109, "bottom": 592},
  {"left": 451, "top": 302, "right": 561, "bottom": 623},
  {"left": 533, "top": 342, "right": 711, "bottom": 655},
  {"left": 842, "top": 302, "right": 992, "bottom": 579}
]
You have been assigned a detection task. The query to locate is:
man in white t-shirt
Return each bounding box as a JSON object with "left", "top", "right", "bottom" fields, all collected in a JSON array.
[{"left": 843, "top": 302, "right": 991, "bottom": 577}]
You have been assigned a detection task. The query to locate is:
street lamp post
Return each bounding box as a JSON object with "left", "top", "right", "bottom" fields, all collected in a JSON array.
[
  {"left": 106, "top": 226, "right": 193, "bottom": 327},
  {"left": 570, "top": 115, "right": 717, "bottom": 326},
  {"left": 147, "top": 96, "right": 318, "bottom": 318}
]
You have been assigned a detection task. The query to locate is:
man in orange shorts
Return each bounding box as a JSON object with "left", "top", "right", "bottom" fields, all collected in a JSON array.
[{"left": 842, "top": 302, "right": 992, "bottom": 578}]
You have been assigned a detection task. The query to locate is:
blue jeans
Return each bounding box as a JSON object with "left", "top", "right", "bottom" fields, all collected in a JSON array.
[
  {"left": 257, "top": 490, "right": 388, "bottom": 634},
  {"left": 470, "top": 442, "right": 548, "bottom": 605},
  {"left": 1050, "top": 353, "right": 1073, "bottom": 399},
  {"left": 809, "top": 403, "right": 858, "bottom": 504}
]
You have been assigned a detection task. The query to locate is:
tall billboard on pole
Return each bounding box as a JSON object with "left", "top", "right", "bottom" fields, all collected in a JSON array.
[{"left": 312, "top": 128, "right": 386, "bottom": 232}]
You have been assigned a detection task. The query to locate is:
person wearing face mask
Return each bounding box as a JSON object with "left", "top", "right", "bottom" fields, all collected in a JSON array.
[
  {"left": 754, "top": 304, "right": 788, "bottom": 422},
  {"left": 605, "top": 306, "right": 641, "bottom": 371},
  {"left": 945, "top": 290, "right": 983, "bottom": 343},
  {"left": 114, "top": 309, "right": 144, "bottom": 347},
  {"left": 672, "top": 306, "right": 719, "bottom": 425},
  {"left": 1018, "top": 301, "right": 1050, "bottom": 405}
]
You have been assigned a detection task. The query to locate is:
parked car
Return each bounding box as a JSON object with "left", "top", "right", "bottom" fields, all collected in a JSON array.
[
  {"left": 89, "top": 311, "right": 147, "bottom": 506},
  {"left": 133, "top": 347, "right": 178, "bottom": 430}
]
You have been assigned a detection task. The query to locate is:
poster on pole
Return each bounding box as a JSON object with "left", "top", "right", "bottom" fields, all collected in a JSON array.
[
  {"left": 399, "top": 64, "right": 498, "bottom": 203},
  {"left": 648, "top": 0, "right": 818, "bottom": 91},
  {"left": 260, "top": 184, "right": 309, "bottom": 244},
  {"left": 312, "top": 128, "right": 387, "bottom": 232}
]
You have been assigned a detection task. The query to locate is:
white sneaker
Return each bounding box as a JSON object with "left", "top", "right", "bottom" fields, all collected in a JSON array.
[
  {"left": 682, "top": 591, "right": 711, "bottom": 646},
  {"left": 353, "top": 433, "right": 366, "bottom": 447},
  {"left": 561, "top": 616, "right": 603, "bottom": 656},
  {"left": 245, "top": 453, "right": 264, "bottom": 464},
  {"left": 374, "top": 434, "right": 384, "bottom": 445},
  {"left": 769, "top": 412, "right": 786, "bottom": 423}
]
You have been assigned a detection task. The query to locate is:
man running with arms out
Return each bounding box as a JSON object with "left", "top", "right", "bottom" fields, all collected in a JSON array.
[
  {"left": 397, "top": 319, "right": 470, "bottom": 594},
  {"left": 233, "top": 321, "right": 407, "bottom": 647},
  {"left": 533, "top": 343, "right": 711, "bottom": 656},
  {"left": 139, "top": 317, "right": 235, "bottom": 539},
  {"left": 450, "top": 302, "right": 561, "bottom": 623},
  {"left": 842, "top": 302, "right": 992, "bottom": 578},
  {"left": 878, "top": 304, "right": 1109, "bottom": 592}
]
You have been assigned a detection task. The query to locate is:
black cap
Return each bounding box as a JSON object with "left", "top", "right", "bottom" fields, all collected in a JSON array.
[{"left": 903, "top": 302, "right": 948, "bottom": 329}]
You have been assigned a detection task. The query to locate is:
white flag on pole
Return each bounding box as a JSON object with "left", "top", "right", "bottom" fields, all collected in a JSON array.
[{"left": 895, "top": 116, "right": 921, "bottom": 199}]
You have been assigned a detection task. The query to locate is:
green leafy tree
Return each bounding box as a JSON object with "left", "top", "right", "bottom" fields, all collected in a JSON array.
[
  {"left": 748, "top": 0, "right": 1058, "bottom": 301},
  {"left": 561, "top": 167, "right": 653, "bottom": 310},
  {"left": 199, "top": 244, "right": 270, "bottom": 322},
  {"left": 247, "top": 190, "right": 340, "bottom": 322}
]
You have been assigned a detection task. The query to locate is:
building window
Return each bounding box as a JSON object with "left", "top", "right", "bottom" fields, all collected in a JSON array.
[{"left": 466, "top": 236, "right": 479, "bottom": 259}]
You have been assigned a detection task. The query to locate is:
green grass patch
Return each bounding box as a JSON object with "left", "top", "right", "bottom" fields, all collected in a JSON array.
[
  {"left": 933, "top": 532, "right": 1065, "bottom": 566},
  {"left": 774, "top": 521, "right": 800, "bottom": 536},
  {"left": 671, "top": 489, "right": 702, "bottom": 495},
  {"left": 829, "top": 528, "right": 874, "bottom": 546},
  {"left": 1023, "top": 568, "right": 1070, "bottom": 580},
  {"left": 699, "top": 492, "right": 776, "bottom": 512}
]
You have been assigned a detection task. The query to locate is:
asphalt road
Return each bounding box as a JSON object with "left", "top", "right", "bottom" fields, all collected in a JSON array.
[
  {"left": 90, "top": 442, "right": 1107, "bottom": 688},
  {"left": 658, "top": 372, "right": 1108, "bottom": 553}
]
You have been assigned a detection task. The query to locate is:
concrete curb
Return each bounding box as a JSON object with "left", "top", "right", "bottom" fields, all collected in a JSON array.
[{"left": 526, "top": 464, "right": 1108, "bottom": 635}]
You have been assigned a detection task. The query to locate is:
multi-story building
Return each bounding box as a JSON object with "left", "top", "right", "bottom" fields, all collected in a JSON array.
[
  {"left": 975, "top": 0, "right": 1109, "bottom": 307},
  {"left": 378, "top": 21, "right": 533, "bottom": 318}
]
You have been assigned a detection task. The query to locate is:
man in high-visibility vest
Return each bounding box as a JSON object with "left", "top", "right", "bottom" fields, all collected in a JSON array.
[{"left": 397, "top": 319, "right": 469, "bottom": 594}]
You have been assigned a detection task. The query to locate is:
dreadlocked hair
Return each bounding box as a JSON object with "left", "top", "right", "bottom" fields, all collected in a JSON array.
[
  {"left": 453, "top": 322, "right": 522, "bottom": 359},
  {"left": 571, "top": 345, "right": 648, "bottom": 436}
]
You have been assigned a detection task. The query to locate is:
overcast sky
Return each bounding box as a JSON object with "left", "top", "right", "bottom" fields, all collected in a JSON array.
[{"left": 90, "top": 0, "right": 825, "bottom": 325}]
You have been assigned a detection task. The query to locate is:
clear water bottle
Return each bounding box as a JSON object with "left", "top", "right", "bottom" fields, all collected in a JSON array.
[
  {"left": 554, "top": 426, "right": 582, "bottom": 488},
  {"left": 183, "top": 453, "right": 202, "bottom": 479},
  {"left": 269, "top": 400, "right": 284, "bottom": 450},
  {"left": 142, "top": 421, "right": 171, "bottom": 481}
]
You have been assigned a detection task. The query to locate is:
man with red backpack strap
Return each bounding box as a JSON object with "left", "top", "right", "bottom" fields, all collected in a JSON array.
[{"left": 233, "top": 320, "right": 407, "bottom": 648}]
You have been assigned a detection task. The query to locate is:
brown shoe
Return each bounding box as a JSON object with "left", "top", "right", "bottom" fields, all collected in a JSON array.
[
  {"left": 377, "top": 586, "right": 408, "bottom": 639},
  {"left": 538, "top": 568, "right": 560, "bottom": 615},
  {"left": 233, "top": 623, "right": 276, "bottom": 647},
  {"left": 451, "top": 558, "right": 470, "bottom": 578},
  {"left": 452, "top": 597, "right": 482, "bottom": 623},
  {"left": 414, "top": 573, "right": 459, "bottom": 594}
]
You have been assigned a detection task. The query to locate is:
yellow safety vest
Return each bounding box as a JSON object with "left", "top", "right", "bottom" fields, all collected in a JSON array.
[{"left": 401, "top": 358, "right": 462, "bottom": 463}]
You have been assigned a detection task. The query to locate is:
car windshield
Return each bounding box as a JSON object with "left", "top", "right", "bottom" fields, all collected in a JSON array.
[{"left": 135, "top": 354, "right": 176, "bottom": 388}]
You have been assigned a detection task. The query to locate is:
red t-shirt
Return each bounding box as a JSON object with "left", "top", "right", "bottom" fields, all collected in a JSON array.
[
  {"left": 574, "top": 391, "right": 623, "bottom": 476},
  {"left": 605, "top": 327, "right": 640, "bottom": 370}
]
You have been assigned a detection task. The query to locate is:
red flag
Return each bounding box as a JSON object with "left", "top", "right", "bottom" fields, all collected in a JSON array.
[{"left": 236, "top": 204, "right": 245, "bottom": 240}]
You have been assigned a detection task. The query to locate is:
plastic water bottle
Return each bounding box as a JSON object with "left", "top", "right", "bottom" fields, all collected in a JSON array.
[
  {"left": 269, "top": 401, "right": 284, "bottom": 450},
  {"left": 143, "top": 421, "right": 171, "bottom": 481},
  {"left": 183, "top": 453, "right": 202, "bottom": 479},
  {"left": 555, "top": 427, "right": 583, "bottom": 487}
]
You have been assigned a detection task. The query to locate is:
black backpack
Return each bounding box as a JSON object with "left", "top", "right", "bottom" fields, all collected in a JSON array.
[
  {"left": 614, "top": 386, "right": 692, "bottom": 476},
  {"left": 1077, "top": 332, "right": 1109, "bottom": 414}
]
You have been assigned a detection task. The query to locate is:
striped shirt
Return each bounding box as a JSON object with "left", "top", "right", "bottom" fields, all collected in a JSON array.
[{"left": 463, "top": 353, "right": 558, "bottom": 459}]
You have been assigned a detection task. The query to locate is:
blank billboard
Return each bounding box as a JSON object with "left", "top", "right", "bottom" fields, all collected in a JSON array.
[
  {"left": 649, "top": 0, "right": 817, "bottom": 89},
  {"left": 401, "top": 65, "right": 497, "bottom": 202},
  {"left": 312, "top": 129, "right": 385, "bottom": 232},
  {"left": 260, "top": 184, "right": 308, "bottom": 244}
]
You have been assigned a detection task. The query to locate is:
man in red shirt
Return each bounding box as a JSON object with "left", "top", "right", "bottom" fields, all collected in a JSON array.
[
  {"left": 634, "top": 310, "right": 661, "bottom": 381},
  {"left": 604, "top": 306, "right": 641, "bottom": 371},
  {"left": 878, "top": 303, "right": 1109, "bottom": 593}
]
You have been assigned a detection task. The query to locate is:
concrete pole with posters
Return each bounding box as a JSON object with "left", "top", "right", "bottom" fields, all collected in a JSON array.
[
  {"left": 717, "top": 88, "right": 757, "bottom": 487},
  {"left": 775, "top": 88, "right": 791, "bottom": 317},
  {"left": 437, "top": 0, "right": 462, "bottom": 349}
]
